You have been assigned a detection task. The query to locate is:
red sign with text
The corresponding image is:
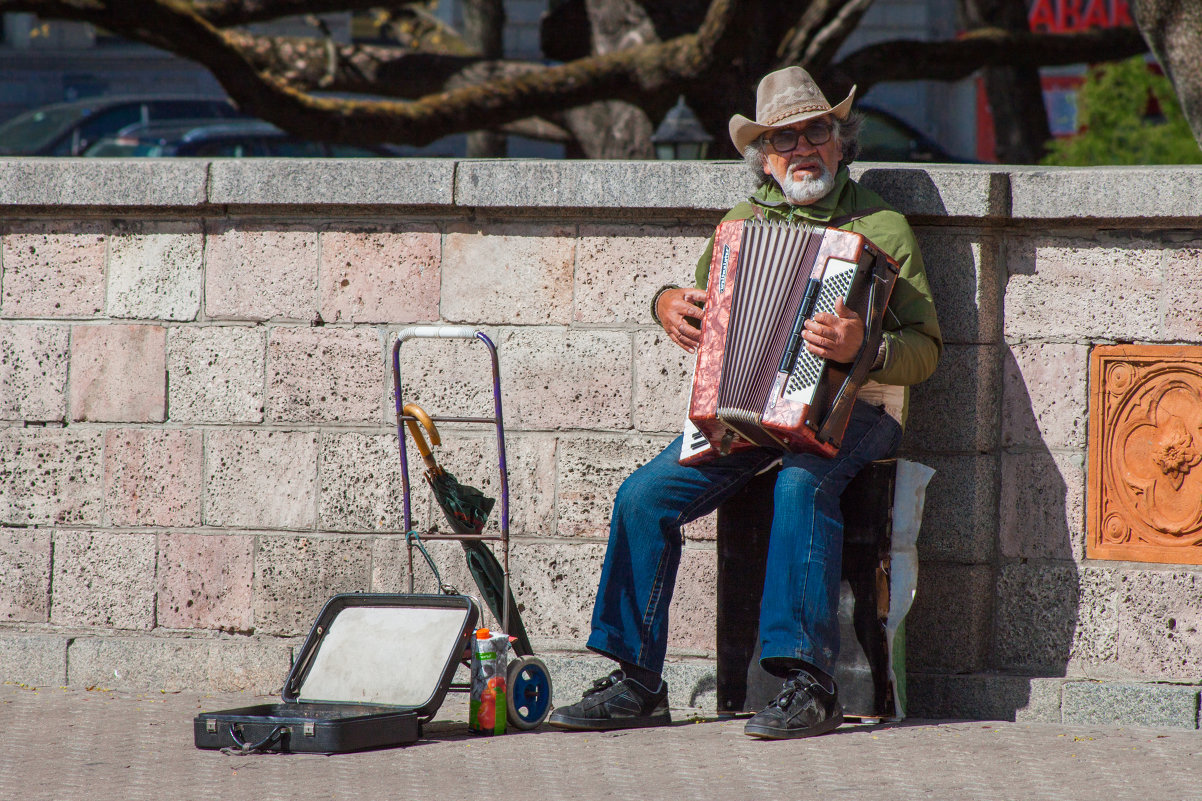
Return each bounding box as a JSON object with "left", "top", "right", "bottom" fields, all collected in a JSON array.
[{"left": 1027, "top": 0, "right": 1133, "bottom": 33}]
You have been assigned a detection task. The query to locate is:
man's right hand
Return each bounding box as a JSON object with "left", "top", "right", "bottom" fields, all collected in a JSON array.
[{"left": 657, "top": 287, "right": 707, "bottom": 353}]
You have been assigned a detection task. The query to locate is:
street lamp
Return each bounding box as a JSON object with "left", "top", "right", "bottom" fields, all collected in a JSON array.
[{"left": 652, "top": 95, "right": 713, "bottom": 160}]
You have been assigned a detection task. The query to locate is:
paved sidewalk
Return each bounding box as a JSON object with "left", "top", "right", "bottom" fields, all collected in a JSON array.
[{"left": 1, "top": 682, "right": 1199, "bottom": 801}]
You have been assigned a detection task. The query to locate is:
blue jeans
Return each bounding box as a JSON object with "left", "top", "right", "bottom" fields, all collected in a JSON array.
[{"left": 587, "top": 401, "right": 902, "bottom": 679}]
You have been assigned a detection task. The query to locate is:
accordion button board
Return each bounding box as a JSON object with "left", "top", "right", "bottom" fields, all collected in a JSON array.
[{"left": 781, "top": 256, "right": 858, "bottom": 403}]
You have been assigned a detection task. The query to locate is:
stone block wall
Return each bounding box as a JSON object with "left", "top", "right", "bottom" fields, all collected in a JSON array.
[{"left": 0, "top": 159, "right": 1200, "bottom": 727}]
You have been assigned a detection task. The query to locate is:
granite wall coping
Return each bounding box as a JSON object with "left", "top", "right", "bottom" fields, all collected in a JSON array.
[
  {"left": 0, "top": 159, "right": 209, "bottom": 207},
  {"left": 1, "top": 158, "right": 1198, "bottom": 220},
  {"left": 1008, "top": 165, "right": 1202, "bottom": 220},
  {"left": 208, "top": 158, "right": 456, "bottom": 207}
]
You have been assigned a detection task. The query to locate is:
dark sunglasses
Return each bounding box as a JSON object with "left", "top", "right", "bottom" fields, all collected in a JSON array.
[{"left": 762, "top": 122, "right": 834, "bottom": 152}]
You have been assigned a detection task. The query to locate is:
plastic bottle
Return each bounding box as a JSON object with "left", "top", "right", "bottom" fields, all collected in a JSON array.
[{"left": 468, "top": 628, "right": 508, "bottom": 735}]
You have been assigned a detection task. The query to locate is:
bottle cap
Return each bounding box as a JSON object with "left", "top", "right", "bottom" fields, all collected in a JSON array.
[{"left": 476, "top": 628, "right": 491, "bottom": 639}]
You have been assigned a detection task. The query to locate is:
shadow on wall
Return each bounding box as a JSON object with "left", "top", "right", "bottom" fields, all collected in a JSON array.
[
  {"left": 855, "top": 168, "right": 1082, "bottom": 720},
  {"left": 994, "top": 345, "right": 1085, "bottom": 671}
]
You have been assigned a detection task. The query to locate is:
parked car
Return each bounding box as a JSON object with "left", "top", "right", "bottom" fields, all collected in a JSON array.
[
  {"left": 856, "top": 104, "right": 974, "bottom": 163},
  {"left": 83, "top": 119, "right": 394, "bottom": 158},
  {"left": 0, "top": 96, "right": 247, "bottom": 156}
]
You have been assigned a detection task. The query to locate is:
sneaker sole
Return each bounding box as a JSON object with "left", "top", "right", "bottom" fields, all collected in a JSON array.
[
  {"left": 547, "top": 711, "right": 672, "bottom": 732},
  {"left": 744, "top": 709, "right": 843, "bottom": 740}
]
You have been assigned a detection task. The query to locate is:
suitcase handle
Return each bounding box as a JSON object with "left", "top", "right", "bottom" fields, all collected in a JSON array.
[{"left": 227, "top": 723, "right": 288, "bottom": 754}]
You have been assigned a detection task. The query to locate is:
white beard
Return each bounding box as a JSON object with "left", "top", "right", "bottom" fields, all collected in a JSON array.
[{"left": 779, "top": 159, "right": 835, "bottom": 204}]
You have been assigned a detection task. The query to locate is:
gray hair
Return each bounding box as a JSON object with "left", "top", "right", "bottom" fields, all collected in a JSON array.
[{"left": 743, "top": 110, "right": 864, "bottom": 187}]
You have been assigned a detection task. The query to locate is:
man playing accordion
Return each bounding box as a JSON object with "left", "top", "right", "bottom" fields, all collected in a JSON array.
[{"left": 549, "top": 66, "right": 941, "bottom": 739}]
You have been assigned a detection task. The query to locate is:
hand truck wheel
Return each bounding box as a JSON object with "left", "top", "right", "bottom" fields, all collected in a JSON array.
[{"left": 506, "top": 655, "right": 553, "bottom": 730}]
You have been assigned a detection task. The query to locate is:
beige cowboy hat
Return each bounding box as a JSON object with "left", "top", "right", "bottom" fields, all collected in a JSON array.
[{"left": 728, "top": 66, "right": 856, "bottom": 153}]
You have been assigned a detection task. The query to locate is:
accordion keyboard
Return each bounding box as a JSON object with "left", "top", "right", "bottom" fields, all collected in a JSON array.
[{"left": 679, "top": 417, "right": 712, "bottom": 462}]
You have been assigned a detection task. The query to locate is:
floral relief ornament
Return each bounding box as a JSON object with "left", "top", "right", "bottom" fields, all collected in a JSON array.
[{"left": 1112, "top": 373, "right": 1202, "bottom": 542}]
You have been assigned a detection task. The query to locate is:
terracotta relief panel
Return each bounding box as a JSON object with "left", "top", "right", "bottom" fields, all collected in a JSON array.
[{"left": 1089, "top": 345, "right": 1202, "bottom": 564}]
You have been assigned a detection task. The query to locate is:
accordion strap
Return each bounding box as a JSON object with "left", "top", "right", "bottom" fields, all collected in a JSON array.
[
  {"left": 747, "top": 197, "right": 885, "bottom": 229},
  {"left": 828, "top": 207, "right": 886, "bottom": 228},
  {"left": 816, "top": 256, "right": 898, "bottom": 445}
]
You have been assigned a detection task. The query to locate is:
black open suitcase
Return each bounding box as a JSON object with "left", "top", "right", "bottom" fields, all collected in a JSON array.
[{"left": 195, "top": 593, "right": 479, "bottom": 754}]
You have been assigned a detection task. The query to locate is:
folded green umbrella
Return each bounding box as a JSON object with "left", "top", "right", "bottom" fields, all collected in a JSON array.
[
  {"left": 404, "top": 404, "right": 532, "bottom": 656},
  {"left": 404, "top": 403, "right": 494, "bottom": 536}
]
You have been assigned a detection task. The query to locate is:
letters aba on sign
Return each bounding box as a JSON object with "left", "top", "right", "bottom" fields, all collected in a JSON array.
[{"left": 1027, "top": 0, "right": 1135, "bottom": 34}]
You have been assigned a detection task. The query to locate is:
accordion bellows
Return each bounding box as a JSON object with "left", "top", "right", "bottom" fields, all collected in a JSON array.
[{"left": 681, "top": 218, "right": 899, "bottom": 465}]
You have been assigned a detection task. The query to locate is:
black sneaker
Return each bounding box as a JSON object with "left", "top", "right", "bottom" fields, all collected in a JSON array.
[
  {"left": 743, "top": 670, "right": 843, "bottom": 740},
  {"left": 547, "top": 670, "right": 671, "bottom": 731}
]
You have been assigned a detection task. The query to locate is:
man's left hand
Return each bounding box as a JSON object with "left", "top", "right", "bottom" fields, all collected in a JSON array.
[{"left": 802, "top": 298, "right": 864, "bottom": 363}]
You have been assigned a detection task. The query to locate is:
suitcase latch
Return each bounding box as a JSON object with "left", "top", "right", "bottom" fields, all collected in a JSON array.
[
  {"left": 303, "top": 722, "right": 316, "bottom": 737},
  {"left": 205, "top": 720, "right": 216, "bottom": 733}
]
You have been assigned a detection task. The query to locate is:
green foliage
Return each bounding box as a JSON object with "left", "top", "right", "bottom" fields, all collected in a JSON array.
[{"left": 1042, "top": 57, "right": 1202, "bottom": 166}]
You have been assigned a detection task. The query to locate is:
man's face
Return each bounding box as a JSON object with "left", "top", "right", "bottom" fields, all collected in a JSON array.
[{"left": 760, "top": 116, "right": 843, "bottom": 205}]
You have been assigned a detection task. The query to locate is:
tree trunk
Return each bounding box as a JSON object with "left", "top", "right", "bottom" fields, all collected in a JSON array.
[
  {"left": 575, "top": 0, "right": 658, "bottom": 159},
  {"left": 1132, "top": 0, "right": 1202, "bottom": 148},
  {"left": 463, "top": 0, "right": 507, "bottom": 157},
  {"left": 982, "top": 65, "right": 1051, "bottom": 163},
  {"left": 960, "top": 0, "right": 1052, "bottom": 163}
]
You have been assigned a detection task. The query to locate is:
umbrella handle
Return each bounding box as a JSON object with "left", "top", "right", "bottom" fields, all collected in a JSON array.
[{"left": 402, "top": 403, "right": 442, "bottom": 473}]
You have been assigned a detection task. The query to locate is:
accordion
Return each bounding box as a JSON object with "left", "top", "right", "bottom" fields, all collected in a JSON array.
[{"left": 680, "top": 217, "right": 899, "bottom": 466}]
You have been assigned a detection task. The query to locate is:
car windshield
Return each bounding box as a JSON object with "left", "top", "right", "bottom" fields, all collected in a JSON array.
[
  {"left": 0, "top": 106, "right": 88, "bottom": 154},
  {"left": 84, "top": 139, "right": 167, "bottom": 157}
]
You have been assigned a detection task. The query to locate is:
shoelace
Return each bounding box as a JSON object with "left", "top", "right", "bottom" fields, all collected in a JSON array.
[
  {"left": 771, "top": 673, "right": 821, "bottom": 709},
  {"left": 583, "top": 671, "right": 623, "bottom": 697}
]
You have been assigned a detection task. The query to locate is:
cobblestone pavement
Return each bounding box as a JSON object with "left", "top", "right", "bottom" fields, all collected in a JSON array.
[{"left": 1, "top": 682, "right": 1199, "bottom": 801}]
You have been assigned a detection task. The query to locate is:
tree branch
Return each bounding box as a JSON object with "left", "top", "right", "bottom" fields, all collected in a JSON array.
[
  {"left": 3, "top": 0, "right": 740, "bottom": 146},
  {"left": 164, "top": 0, "right": 741, "bottom": 146},
  {"left": 191, "top": 0, "right": 411, "bottom": 28},
  {"left": 832, "top": 26, "right": 1148, "bottom": 92},
  {"left": 800, "top": 0, "right": 875, "bottom": 70},
  {"left": 776, "top": 0, "right": 841, "bottom": 67},
  {"left": 227, "top": 30, "right": 572, "bottom": 139},
  {"left": 222, "top": 29, "right": 537, "bottom": 95},
  {"left": 1, "top": 0, "right": 1162, "bottom": 154}
]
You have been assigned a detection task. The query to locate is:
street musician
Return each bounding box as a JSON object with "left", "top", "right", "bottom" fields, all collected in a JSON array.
[{"left": 550, "top": 66, "right": 941, "bottom": 739}]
